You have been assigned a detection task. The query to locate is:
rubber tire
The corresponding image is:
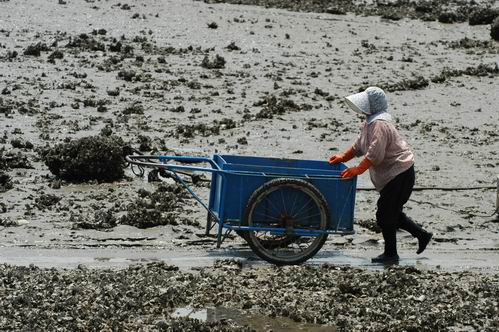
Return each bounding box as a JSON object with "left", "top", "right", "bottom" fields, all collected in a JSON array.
[{"left": 242, "top": 178, "right": 329, "bottom": 265}]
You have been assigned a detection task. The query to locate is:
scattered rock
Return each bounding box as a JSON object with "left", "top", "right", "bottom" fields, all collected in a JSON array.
[
  {"left": 121, "top": 184, "right": 196, "bottom": 228},
  {"left": 207, "top": 22, "right": 218, "bottom": 29},
  {"left": 381, "top": 10, "right": 403, "bottom": 21},
  {"left": 382, "top": 76, "right": 429, "bottom": 92},
  {"left": 34, "top": 193, "right": 61, "bottom": 211},
  {"left": 107, "top": 88, "right": 120, "bottom": 96},
  {"left": 314, "top": 87, "right": 329, "bottom": 97},
  {"left": 117, "top": 70, "right": 136, "bottom": 81},
  {"left": 226, "top": 41, "right": 240, "bottom": 51},
  {"left": 438, "top": 11, "right": 459, "bottom": 24},
  {"left": 66, "top": 33, "right": 105, "bottom": 52},
  {"left": 0, "top": 150, "right": 33, "bottom": 169},
  {"left": 169, "top": 105, "right": 185, "bottom": 113},
  {"left": 201, "top": 54, "right": 226, "bottom": 69},
  {"left": 356, "top": 219, "right": 381, "bottom": 233},
  {"left": 175, "top": 118, "right": 236, "bottom": 138},
  {"left": 10, "top": 139, "right": 33, "bottom": 150},
  {"left": 0, "top": 218, "right": 20, "bottom": 227},
  {"left": 73, "top": 209, "right": 117, "bottom": 230},
  {"left": 23, "top": 42, "right": 50, "bottom": 56},
  {"left": 92, "top": 28, "right": 107, "bottom": 36},
  {"left": 47, "top": 50, "right": 64, "bottom": 62},
  {"left": 325, "top": 6, "right": 346, "bottom": 15},
  {"left": 123, "top": 103, "right": 144, "bottom": 115}
]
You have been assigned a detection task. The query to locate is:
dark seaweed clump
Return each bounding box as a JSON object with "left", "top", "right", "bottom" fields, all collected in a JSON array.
[
  {"left": 66, "top": 33, "right": 106, "bottom": 52},
  {"left": 0, "top": 150, "right": 33, "bottom": 169},
  {"left": 72, "top": 209, "right": 117, "bottom": 231},
  {"left": 40, "top": 135, "right": 127, "bottom": 182},
  {"left": 431, "top": 63, "right": 499, "bottom": 83},
  {"left": 174, "top": 118, "right": 236, "bottom": 138},
  {"left": 23, "top": 42, "right": 50, "bottom": 56},
  {"left": 0, "top": 172, "right": 12, "bottom": 193},
  {"left": 121, "top": 184, "right": 197, "bottom": 228},
  {"left": 469, "top": 8, "right": 499, "bottom": 26},
  {"left": 492, "top": 17, "right": 499, "bottom": 41},
  {"left": 254, "top": 95, "right": 302, "bottom": 119},
  {"left": 382, "top": 76, "right": 429, "bottom": 92},
  {"left": 34, "top": 194, "right": 61, "bottom": 211},
  {"left": 446, "top": 37, "right": 496, "bottom": 50}
]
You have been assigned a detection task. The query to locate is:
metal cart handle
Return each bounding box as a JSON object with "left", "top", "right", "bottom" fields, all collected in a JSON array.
[
  {"left": 125, "top": 154, "right": 222, "bottom": 223},
  {"left": 125, "top": 155, "right": 222, "bottom": 174}
]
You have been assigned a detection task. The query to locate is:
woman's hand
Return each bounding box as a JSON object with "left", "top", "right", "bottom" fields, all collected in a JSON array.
[
  {"left": 341, "top": 158, "right": 372, "bottom": 178},
  {"left": 328, "top": 147, "right": 355, "bottom": 165},
  {"left": 328, "top": 154, "right": 344, "bottom": 165},
  {"left": 341, "top": 167, "right": 362, "bottom": 178}
]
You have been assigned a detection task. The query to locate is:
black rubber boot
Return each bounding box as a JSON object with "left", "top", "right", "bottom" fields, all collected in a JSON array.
[
  {"left": 382, "top": 228, "right": 398, "bottom": 257},
  {"left": 398, "top": 213, "right": 432, "bottom": 254},
  {"left": 417, "top": 232, "right": 433, "bottom": 254},
  {"left": 371, "top": 253, "right": 400, "bottom": 264}
]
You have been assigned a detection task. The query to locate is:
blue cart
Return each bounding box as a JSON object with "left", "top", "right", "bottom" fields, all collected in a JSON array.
[{"left": 126, "top": 154, "right": 357, "bottom": 265}]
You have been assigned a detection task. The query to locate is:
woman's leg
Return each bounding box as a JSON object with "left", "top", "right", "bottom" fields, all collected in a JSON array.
[
  {"left": 374, "top": 166, "right": 415, "bottom": 261},
  {"left": 376, "top": 192, "right": 400, "bottom": 258},
  {"left": 398, "top": 212, "right": 425, "bottom": 237},
  {"left": 395, "top": 167, "right": 433, "bottom": 253}
]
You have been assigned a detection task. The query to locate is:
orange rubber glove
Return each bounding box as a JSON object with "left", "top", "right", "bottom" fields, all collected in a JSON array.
[
  {"left": 328, "top": 147, "right": 355, "bottom": 165},
  {"left": 341, "top": 158, "right": 372, "bottom": 178}
]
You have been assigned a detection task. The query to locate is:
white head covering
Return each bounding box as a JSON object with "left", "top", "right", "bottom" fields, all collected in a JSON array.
[{"left": 344, "top": 86, "right": 392, "bottom": 123}]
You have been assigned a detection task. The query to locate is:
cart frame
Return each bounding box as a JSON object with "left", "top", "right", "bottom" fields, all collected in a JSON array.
[{"left": 126, "top": 154, "right": 357, "bottom": 249}]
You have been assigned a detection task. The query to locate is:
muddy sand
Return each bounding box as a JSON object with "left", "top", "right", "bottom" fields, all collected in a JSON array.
[{"left": 0, "top": 0, "right": 498, "bottom": 330}]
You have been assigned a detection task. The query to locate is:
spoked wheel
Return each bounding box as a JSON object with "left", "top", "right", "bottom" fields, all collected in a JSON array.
[{"left": 243, "top": 178, "right": 329, "bottom": 265}]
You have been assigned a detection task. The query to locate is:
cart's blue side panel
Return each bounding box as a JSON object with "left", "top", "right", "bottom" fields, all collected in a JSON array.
[
  {"left": 212, "top": 154, "right": 356, "bottom": 231},
  {"left": 310, "top": 177, "right": 356, "bottom": 231},
  {"left": 207, "top": 172, "right": 217, "bottom": 212},
  {"left": 220, "top": 173, "right": 267, "bottom": 222}
]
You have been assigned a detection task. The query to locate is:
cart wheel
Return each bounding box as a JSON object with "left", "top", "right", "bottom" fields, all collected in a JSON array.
[{"left": 243, "top": 178, "right": 329, "bottom": 265}]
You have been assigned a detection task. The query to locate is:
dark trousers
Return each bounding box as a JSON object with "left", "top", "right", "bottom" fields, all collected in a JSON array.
[{"left": 376, "top": 166, "right": 427, "bottom": 256}]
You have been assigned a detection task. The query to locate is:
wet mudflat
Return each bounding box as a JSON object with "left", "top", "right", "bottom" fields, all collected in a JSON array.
[
  {"left": 0, "top": 0, "right": 498, "bottom": 330},
  {"left": 2, "top": 246, "right": 499, "bottom": 273}
]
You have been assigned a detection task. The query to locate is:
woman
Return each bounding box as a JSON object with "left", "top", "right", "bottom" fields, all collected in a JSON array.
[{"left": 329, "top": 86, "right": 432, "bottom": 263}]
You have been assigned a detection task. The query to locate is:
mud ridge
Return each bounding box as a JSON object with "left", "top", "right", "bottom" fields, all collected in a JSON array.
[{"left": 202, "top": 0, "right": 497, "bottom": 25}]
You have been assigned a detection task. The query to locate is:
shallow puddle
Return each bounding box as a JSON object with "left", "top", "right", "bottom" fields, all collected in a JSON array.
[{"left": 172, "top": 306, "right": 334, "bottom": 331}]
